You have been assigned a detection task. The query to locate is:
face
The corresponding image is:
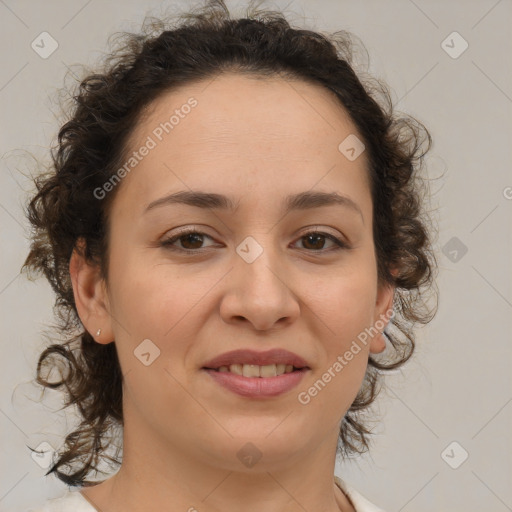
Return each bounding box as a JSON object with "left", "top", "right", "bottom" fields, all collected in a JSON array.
[{"left": 74, "top": 72, "right": 394, "bottom": 472}]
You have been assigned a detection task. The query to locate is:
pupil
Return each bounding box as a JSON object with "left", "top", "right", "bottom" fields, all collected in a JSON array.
[
  {"left": 304, "top": 234, "right": 324, "bottom": 250},
  {"left": 182, "top": 233, "right": 203, "bottom": 249}
]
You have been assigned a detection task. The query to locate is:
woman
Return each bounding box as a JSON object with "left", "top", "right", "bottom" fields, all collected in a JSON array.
[{"left": 22, "top": 1, "right": 437, "bottom": 510}]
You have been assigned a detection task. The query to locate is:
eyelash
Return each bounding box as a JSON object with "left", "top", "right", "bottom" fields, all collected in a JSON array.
[{"left": 160, "top": 228, "right": 349, "bottom": 254}]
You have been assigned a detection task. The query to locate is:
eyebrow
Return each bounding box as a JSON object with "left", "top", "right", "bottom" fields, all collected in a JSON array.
[{"left": 144, "top": 189, "right": 364, "bottom": 223}]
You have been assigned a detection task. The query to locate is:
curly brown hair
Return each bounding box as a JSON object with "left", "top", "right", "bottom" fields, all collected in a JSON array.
[{"left": 22, "top": 0, "right": 438, "bottom": 487}]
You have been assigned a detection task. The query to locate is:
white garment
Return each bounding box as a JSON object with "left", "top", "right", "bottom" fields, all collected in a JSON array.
[
  {"left": 335, "top": 476, "right": 385, "bottom": 512},
  {"left": 25, "top": 476, "right": 385, "bottom": 512}
]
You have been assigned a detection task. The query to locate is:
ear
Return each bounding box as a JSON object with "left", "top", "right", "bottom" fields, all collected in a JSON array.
[
  {"left": 69, "top": 240, "right": 114, "bottom": 344},
  {"left": 369, "top": 273, "right": 397, "bottom": 355}
]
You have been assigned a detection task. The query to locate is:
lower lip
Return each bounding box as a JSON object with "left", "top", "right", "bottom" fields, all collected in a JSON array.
[{"left": 203, "top": 368, "right": 308, "bottom": 398}]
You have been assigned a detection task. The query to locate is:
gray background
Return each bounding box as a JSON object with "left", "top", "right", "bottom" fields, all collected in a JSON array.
[{"left": 1, "top": 0, "right": 511, "bottom": 511}]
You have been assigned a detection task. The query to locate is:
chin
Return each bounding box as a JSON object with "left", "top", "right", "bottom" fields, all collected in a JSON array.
[{"left": 211, "top": 425, "right": 313, "bottom": 466}]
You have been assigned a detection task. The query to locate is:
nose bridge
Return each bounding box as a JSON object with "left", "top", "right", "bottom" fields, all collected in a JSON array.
[{"left": 235, "top": 233, "right": 289, "bottom": 295}]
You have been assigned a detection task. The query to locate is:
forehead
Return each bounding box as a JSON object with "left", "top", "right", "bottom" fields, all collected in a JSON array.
[
  {"left": 114, "top": 72, "right": 371, "bottom": 217},
  {"left": 130, "top": 72, "right": 363, "bottom": 156}
]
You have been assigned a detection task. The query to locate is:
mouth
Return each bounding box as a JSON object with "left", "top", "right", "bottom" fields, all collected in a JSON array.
[
  {"left": 201, "top": 349, "right": 310, "bottom": 398},
  {"left": 203, "top": 363, "right": 306, "bottom": 377}
]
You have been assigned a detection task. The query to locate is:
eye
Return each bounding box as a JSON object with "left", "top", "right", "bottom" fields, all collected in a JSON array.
[
  {"left": 291, "top": 230, "right": 349, "bottom": 252},
  {"left": 160, "top": 228, "right": 349, "bottom": 254},
  {"left": 160, "top": 229, "right": 217, "bottom": 252}
]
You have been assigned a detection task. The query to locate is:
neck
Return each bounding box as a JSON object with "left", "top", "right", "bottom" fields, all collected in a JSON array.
[{"left": 80, "top": 406, "right": 356, "bottom": 512}]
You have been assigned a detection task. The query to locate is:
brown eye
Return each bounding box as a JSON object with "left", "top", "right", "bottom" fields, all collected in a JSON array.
[
  {"left": 176, "top": 232, "right": 206, "bottom": 250},
  {"left": 301, "top": 233, "right": 329, "bottom": 250},
  {"left": 161, "top": 230, "right": 216, "bottom": 251},
  {"left": 294, "top": 231, "right": 348, "bottom": 252}
]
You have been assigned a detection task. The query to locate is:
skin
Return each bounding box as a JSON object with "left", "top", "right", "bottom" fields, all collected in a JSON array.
[{"left": 70, "top": 72, "right": 394, "bottom": 512}]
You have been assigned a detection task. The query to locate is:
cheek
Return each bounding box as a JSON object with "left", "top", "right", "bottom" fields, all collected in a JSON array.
[
  {"left": 105, "top": 252, "right": 215, "bottom": 386},
  {"left": 296, "top": 338, "right": 370, "bottom": 425},
  {"left": 302, "top": 270, "right": 376, "bottom": 399},
  {"left": 308, "top": 265, "right": 377, "bottom": 336},
  {"left": 107, "top": 250, "right": 194, "bottom": 334}
]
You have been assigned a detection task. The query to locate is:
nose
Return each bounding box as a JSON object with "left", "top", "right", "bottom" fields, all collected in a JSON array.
[{"left": 219, "top": 241, "right": 300, "bottom": 332}]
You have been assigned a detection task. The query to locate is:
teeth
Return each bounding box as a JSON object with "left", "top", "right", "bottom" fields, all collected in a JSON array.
[
  {"left": 242, "top": 364, "right": 261, "bottom": 377},
  {"left": 260, "top": 364, "right": 277, "bottom": 377},
  {"left": 229, "top": 363, "right": 243, "bottom": 375},
  {"left": 216, "top": 363, "right": 299, "bottom": 377}
]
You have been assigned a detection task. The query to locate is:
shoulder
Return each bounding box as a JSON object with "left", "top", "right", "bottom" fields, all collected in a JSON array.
[
  {"left": 26, "top": 489, "right": 97, "bottom": 512},
  {"left": 335, "top": 475, "right": 386, "bottom": 512}
]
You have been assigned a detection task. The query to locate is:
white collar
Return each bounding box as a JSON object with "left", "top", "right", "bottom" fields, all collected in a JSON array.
[{"left": 335, "top": 475, "right": 386, "bottom": 512}]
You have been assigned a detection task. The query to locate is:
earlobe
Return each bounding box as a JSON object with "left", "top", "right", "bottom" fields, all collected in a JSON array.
[{"left": 69, "top": 241, "right": 114, "bottom": 344}]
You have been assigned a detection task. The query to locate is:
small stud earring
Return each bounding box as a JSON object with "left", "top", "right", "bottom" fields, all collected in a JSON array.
[{"left": 96, "top": 328, "right": 101, "bottom": 337}]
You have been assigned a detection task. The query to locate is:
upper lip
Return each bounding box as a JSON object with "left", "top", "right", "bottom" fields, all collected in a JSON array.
[{"left": 202, "top": 349, "right": 310, "bottom": 369}]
